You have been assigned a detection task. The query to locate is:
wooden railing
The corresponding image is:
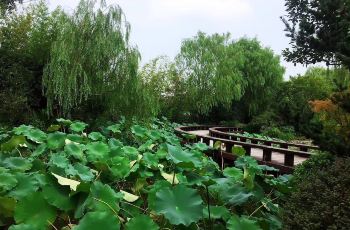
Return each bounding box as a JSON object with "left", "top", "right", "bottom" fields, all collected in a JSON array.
[
  {"left": 175, "top": 125, "right": 315, "bottom": 174},
  {"left": 209, "top": 127, "right": 319, "bottom": 152}
]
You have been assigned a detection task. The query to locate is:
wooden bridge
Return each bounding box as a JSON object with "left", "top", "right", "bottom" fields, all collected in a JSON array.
[{"left": 175, "top": 125, "right": 319, "bottom": 174}]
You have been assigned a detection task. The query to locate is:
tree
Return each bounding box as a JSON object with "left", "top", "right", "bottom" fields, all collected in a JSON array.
[
  {"left": 0, "top": 1, "right": 63, "bottom": 124},
  {"left": 139, "top": 56, "right": 188, "bottom": 120},
  {"left": 231, "top": 38, "right": 284, "bottom": 121},
  {"left": 276, "top": 67, "right": 335, "bottom": 132},
  {"left": 175, "top": 32, "right": 244, "bottom": 115},
  {"left": 43, "top": 0, "right": 141, "bottom": 118},
  {"left": 0, "top": 0, "right": 22, "bottom": 12},
  {"left": 281, "top": 0, "right": 350, "bottom": 68}
]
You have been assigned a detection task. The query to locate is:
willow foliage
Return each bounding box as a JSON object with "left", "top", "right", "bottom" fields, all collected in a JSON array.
[
  {"left": 176, "top": 32, "right": 244, "bottom": 115},
  {"left": 43, "top": 0, "right": 140, "bottom": 117},
  {"left": 233, "top": 38, "right": 285, "bottom": 119}
]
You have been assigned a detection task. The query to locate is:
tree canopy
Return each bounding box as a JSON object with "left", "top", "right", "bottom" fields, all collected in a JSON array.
[
  {"left": 232, "top": 38, "right": 284, "bottom": 120},
  {"left": 282, "top": 0, "right": 350, "bottom": 68},
  {"left": 43, "top": 0, "right": 141, "bottom": 117},
  {"left": 175, "top": 32, "right": 244, "bottom": 115}
]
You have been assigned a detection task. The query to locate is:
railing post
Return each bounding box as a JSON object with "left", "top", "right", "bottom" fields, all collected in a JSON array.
[
  {"left": 263, "top": 148, "right": 272, "bottom": 162},
  {"left": 284, "top": 153, "right": 294, "bottom": 167},
  {"left": 203, "top": 138, "right": 210, "bottom": 146},
  {"left": 243, "top": 146, "right": 251, "bottom": 156},
  {"left": 225, "top": 142, "right": 233, "bottom": 153}
]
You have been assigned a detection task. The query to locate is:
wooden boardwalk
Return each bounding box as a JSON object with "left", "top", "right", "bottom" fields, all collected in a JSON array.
[{"left": 188, "top": 130, "right": 307, "bottom": 166}]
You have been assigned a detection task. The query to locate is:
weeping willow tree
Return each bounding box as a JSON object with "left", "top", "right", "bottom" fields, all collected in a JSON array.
[
  {"left": 43, "top": 0, "right": 142, "bottom": 118},
  {"left": 232, "top": 38, "right": 285, "bottom": 121},
  {"left": 176, "top": 32, "right": 244, "bottom": 115},
  {"left": 139, "top": 56, "right": 188, "bottom": 119}
]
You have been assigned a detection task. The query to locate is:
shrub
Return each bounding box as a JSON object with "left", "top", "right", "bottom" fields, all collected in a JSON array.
[
  {"left": 244, "top": 110, "right": 281, "bottom": 133},
  {"left": 261, "top": 126, "right": 296, "bottom": 141},
  {"left": 283, "top": 157, "right": 350, "bottom": 230},
  {"left": 292, "top": 152, "right": 334, "bottom": 182}
]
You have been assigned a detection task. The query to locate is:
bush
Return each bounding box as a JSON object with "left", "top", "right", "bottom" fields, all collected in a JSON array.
[
  {"left": 244, "top": 110, "right": 281, "bottom": 133},
  {"left": 261, "top": 126, "right": 296, "bottom": 141},
  {"left": 292, "top": 152, "right": 334, "bottom": 182},
  {"left": 283, "top": 157, "right": 350, "bottom": 230}
]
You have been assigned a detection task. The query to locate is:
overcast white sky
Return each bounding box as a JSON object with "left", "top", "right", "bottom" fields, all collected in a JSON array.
[{"left": 45, "top": 0, "right": 322, "bottom": 78}]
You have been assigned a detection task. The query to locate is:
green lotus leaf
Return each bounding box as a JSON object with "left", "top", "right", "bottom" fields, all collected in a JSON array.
[
  {"left": 125, "top": 215, "right": 159, "bottom": 230},
  {"left": 42, "top": 182, "right": 75, "bottom": 212},
  {"left": 73, "top": 163, "right": 94, "bottom": 182},
  {"left": 154, "top": 184, "right": 203, "bottom": 226},
  {"left": 155, "top": 148, "right": 167, "bottom": 159},
  {"left": 31, "top": 143, "right": 47, "bottom": 158},
  {"left": 193, "top": 142, "right": 209, "bottom": 151},
  {"left": 182, "top": 133, "right": 196, "bottom": 141},
  {"left": 219, "top": 184, "right": 253, "bottom": 206},
  {"left": 8, "top": 224, "right": 35, "bottom": 230},
  {"left": 131, "top": 125, "right": 147, "bottom": 138},
  {"left": 227, "top": 215, "right": 261, "bottom": 230},
  {"left": 74, "top": 211, "right": 120, "bottom": 230},
  {"left": 56, "top": 118, "right": 72, "bottom": 125},
  {"left": 24, "top": 129, "right": 47, "bottom": 143},
  {"left": 143, "top": 152, "right": 158, "bottom": 168},
  {"left": 167, "top": 144, "right": 200, "bottom": 168},
  {"left": 203, "top": 205, "right": 230, "bottom": 220},
  {"left": 47, "top": 132, "right": 66, "bottom": 150},
  {"left": 223, "top": 167, "right": 243, "bottom": 181},
  {"left": 1, "top": 135, "right": 26, "bottom": 152},
  {"left": 147, "top": 130, "right": 162, "bottom": 140},
  {"left": 13, "top": 125, "right": 33, "bottom": 135},
  {"left": 87, "top": 181, "right": 123, "bottom": 212},
  {"left": 109, "top": 156, "right": 131, "bottom": 179},
  {"left": 3, "top": 157, "right": 32, "bottom": 172},
  {"left": 8, "top": 173, "right": 40, "bottom": 200},
  {"left": 65, "top": 143, "right": 85, "bottom": 161},
  {"left": 47, "top": 124, "right": 61, "bottom": 132},
  {"left": 86, "top": 142, "right": 110, "bottom": 162},
  {"left": 49, "top": 154, "right": 70, "bottom": 169},
  {"left": 67, "top": 134, "right": 85, "bottom": 143},
  {"left": 106, "top": 124, "right": 121, "bottom": 134},
  {"left": 232, "top": 146, "right": 246, "bottom": 157},
  {"left": 147, "top": 180, "right": 172, "bottom": 211},
  {"left": 65, "top": 164, "right": 78, "bottom": 176},
  {"left": 0, "top": 173, "right": 18, "bottom": 192},
  {"left": 108, "top": 138, "right": 123, "bottom": 149},
  {"left": 14, "top": 192, "right": 56, "bottom": 229},
  {"left": 122, "top": 146, "right": 139, "bottom": 160},
  {"left": 138, "top": 140, "right": 155, "bottom": 152},
  {"left": 88, "top": 132, "right": 105, "bottom": 141},
  {"left": 0, "top": 196, "right": 16, "bottom": 217},
  {"left": 70, "top": 121, "right": 88, "bottom": 133}
]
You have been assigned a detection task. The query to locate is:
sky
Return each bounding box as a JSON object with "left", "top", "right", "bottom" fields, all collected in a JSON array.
[{"left": 44, "top": 0, "right": 322, "bottom": 79}]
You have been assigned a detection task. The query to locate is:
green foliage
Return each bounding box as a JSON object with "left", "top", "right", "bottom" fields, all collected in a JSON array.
[
  {"left": 176, "top": 32, "right": 244, "bottom": 115},
  {"left": 283, "top": 157, "right": 350, "bottom": 229},
  {"left": 0, "top": 118, "right": 290, "bottom": 229},
  {"left": 275, "top": 67, "right": 335, "bottom": 133},
  {"left": 282, "top": 0, "right": 350, "bottom": 68},
  {"left": 261, "top": 126, "right": 296, "bottom": 141},
  {"left": 292, "top": 152, "right": 334, "bottom": 183},
  {"left": 232, "top": 38, "right": 284, "bottom": 120},
  {"left": 0, "top": 1, "right": 63, "bottom": 125},
  {"left": 139, "top": 56, "right": 188, "bottom": 120},
  {"left": 0, "top": 0, "right": 22, "bottom": 12},
  {"left": 43, "top": 0, "right": 142, "bottom": 117}
]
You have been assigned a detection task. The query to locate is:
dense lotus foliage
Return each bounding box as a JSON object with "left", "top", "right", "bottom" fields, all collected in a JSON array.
[{"left": 0, "top": 118, "right": 291, "bottom": 229}]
